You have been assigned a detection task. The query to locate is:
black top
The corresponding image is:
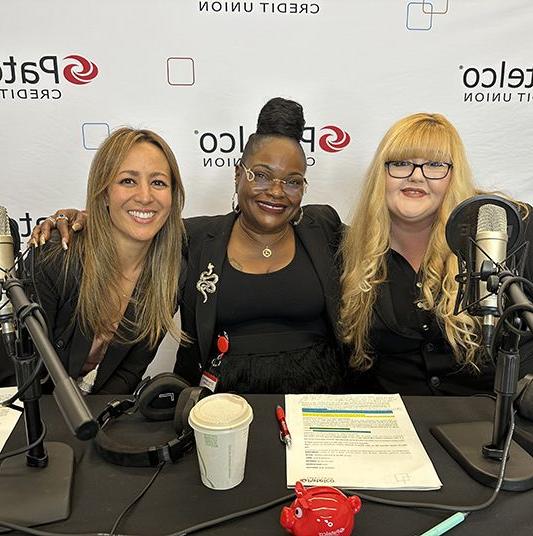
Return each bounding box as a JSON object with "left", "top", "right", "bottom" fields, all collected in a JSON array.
[
  {"left": 174, "top": 205, "right": 345, "bottom": 391},
  {"left": 216, "top": 237, "right": 327, "bottom": 338},
  {"left": 24, "top": 241, "right": 175, "bottom": 394},
  {"left": 356, "top": 245, "right": 533, "bottom": 396}
]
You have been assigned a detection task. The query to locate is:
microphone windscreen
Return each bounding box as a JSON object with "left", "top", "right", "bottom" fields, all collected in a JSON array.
[
  {"left": 477, "top": 204, "right": 507, "bottom": 234},
  {"left": 0, "top": 207, "right": 9, "bottom": 235},
  {"left": 446, "top": 194, "right": 523, "bottom": 260}
]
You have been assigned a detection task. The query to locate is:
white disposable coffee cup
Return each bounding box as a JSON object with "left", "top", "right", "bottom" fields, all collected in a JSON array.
[{"left": 188, "top": 393, "right": 253, "bottom": 490}]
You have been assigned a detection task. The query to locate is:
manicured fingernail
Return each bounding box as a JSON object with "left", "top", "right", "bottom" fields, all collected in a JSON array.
[
  {"left": 62, "top": 238, "right": 68, "bottom": 251},
  {"left": 72, "top": 223, "right": 82, "bottom": 232},
  {"left": 40, "top": 236, "right": 46, "bottom": 246},
  {"left": 29, "top": 238, "right": 37, "bottom": 248}
]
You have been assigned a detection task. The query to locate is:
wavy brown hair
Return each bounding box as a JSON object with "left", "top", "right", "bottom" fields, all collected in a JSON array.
[
  {"left": 340, "top": 113, "right": 483, "bottom": 371},
  {"left": 59, "top": 128, "right": 185, "bottom": 348}
]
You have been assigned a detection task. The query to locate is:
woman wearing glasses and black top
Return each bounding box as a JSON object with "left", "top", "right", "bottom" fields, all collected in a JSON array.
[
  {"left": 340, "top": 112, "right": 533, "bottom": 396},
  {"left": 175, "top": 97, "right": 346, "bottom": 393}
]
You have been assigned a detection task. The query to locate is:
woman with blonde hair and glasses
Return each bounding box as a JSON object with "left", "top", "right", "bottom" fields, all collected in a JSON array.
[
  {"left": 341, "top": 112, "right": 533, "bottom": 395},
  {"left": 30, "top": 127, "right": 186, "bottom": 394}
]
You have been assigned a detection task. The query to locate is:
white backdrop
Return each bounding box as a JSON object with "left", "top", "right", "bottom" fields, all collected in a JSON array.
[{"left": 2, "top": 0, "right": 533, "bottom": 372}]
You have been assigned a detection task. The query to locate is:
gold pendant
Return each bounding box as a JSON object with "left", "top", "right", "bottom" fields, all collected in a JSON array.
[{"left": 262, "top": 247, "right": 272, "bottom": 258}]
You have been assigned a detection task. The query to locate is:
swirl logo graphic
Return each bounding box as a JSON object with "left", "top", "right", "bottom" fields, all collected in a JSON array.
[
  {"left": 63, "top": 55, "right": 99, "bottom": 85},
  {"left": 319, "top": 125, "right": 351, "bottom": 153}
]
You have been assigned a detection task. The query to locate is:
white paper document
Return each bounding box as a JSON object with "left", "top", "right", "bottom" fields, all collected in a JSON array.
[
  {"left": 0, "top": 387, "right": 22, "bottom": 451},
  {"left": 285, "top": 394, "right": 442, "bottom": 490}
]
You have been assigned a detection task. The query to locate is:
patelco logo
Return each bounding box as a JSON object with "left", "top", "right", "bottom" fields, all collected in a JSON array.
[
  {"left": 63, "top": 55, "right": 99, "bottom": 85},
  {"left": 459, "top": 61, "right": 533, "bottom": 104},
  {"left": 195, "top": 123, "right": 352, "bottom": 168},
  {"left": 319, "top": 126, "right": 351, "bottom": 153},
  {"left": 0, "top": 53, "right": 100, "bottom": 100}
]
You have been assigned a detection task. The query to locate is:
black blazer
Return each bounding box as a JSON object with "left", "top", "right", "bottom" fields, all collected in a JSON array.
[
  {"left": 175, "top": 205, "right": 343, "bottom": 384},
  {"left": 30, "top": 248, "right": 160, "bottom": 394}
]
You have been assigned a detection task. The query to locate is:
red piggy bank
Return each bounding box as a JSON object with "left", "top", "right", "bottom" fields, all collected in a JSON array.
[{"left": 280, "top": 481, "right": 362, "bottom": 536}]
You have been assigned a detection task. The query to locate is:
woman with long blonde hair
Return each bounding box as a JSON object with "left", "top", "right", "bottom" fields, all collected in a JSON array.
[
  {"left": 32, "top": 127, "right": 186, "bottom": 394},
  {"left": 341, "top": 112, "right": 532, "bottom": 395}
]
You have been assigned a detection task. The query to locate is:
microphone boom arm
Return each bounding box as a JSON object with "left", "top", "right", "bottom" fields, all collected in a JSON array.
[{"left": 3, "top": 275, "right": 97, "bottom": 440}]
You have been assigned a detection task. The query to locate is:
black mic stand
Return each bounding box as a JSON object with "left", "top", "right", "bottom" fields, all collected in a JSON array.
[
  {"left": 13, "top": 324, "right": 48, "bottom": 468},
  {"left": 0, "top": 275, "right": 98, "bottom": 530},
  {"left": 432, "top": 271, "right": 533, "bottom": 491}
]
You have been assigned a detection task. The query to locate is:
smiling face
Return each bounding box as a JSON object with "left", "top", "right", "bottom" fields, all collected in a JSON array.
[
  {"left": 385, "top": 157, "right": 451, "bottom": 226},
  {"left": 106, "top": 141, "right": 173, "bottom": 250},
  {"left": 236, "top": 136, "right": 306, "bottom": 234}
]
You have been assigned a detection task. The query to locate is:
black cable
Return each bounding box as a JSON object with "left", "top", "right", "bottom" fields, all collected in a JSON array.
[
  {"left": 108, "top": 462, "right": 166, "bottom": 536},
  {"left": 29, "top": 244, "right": 46, "bottom": 324},
  {"left": 0, "top": 421, "right": 47, "bottom": 462},
  {"left": 0, "top": 489, "right": 294, "bottom": 536},
  {"left": 20, "top": 245, "right": 49, "bottom": 333},
  {"left": 1, "top": 358, "right": 45, "bottom": 407},
  {"left": 491, "top": 303, "right": 533, "bottom": 358},
  {"left": 169, "top": 412, "right": 517, "bottom": 535},
  {"left": 29, "top": 244, "right": 52, "bottom": 387},
  {"left": 0, "top": 522, "right": 105, "bottom": 536},
  {"left": 1, "top": 246, "right": 51, "bottom": 405},
  {"left": 495, "top": 274, "right": 533, "bottom": 338},
  {"left": 168, "top": 492, "right": 295, "bottom": 536},
  {"left": 350, "top": 410, "right": 515, "bottom": 513},
  {"left": 0, "top": 410, "right": 518, "bottom": 536},
  {"left": 4, "top": 402, "right": 23, "bottom": 412},
  {"left": 497, "top": 275, "right": 533, "bottom": 315},
  {"left": 492, "top": 283, "right": 533, "bottom": 345}
]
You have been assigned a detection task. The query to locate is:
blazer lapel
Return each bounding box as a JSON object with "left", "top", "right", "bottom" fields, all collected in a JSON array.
[
  {"left": 195, "top": 213, "right": 235, "bottom": 365},
  {"left": 296, "top": 212, "right": 340, "bottom": 335},
  {"left": 58, "top": 271, "right": 90, "bottom": 379},
  {"left": 94, "top": 343, "right": 130, "bottom": 390},
  {"left": 93, "top": 302, "right": 136, "bottom": 391},
  {"left": 68, "top": 325, "right": 92, "bottom": 378}
]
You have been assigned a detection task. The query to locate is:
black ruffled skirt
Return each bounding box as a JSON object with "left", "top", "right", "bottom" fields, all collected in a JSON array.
[{"left": 215, "top": 336, "right": 346, "bottom": 394}]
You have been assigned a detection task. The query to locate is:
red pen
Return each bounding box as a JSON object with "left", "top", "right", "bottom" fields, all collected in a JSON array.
[{"left": 276, "top": 405, "right": 292, "bottom": 448}]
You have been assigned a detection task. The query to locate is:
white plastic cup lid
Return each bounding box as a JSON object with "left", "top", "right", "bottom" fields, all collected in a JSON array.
[{"left": 189, "top": 393, "right": 253, "bottom": 432}]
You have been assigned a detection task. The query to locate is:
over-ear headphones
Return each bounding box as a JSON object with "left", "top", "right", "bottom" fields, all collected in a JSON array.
[{"left": 95, "top": 372, "right": 210, "bottom": 467}]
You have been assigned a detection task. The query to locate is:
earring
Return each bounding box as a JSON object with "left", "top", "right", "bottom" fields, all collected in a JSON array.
[
  {"left": 292, "top": 207, "right": 304, "bottom": 226},
  {"left": 232, "top": 192, "right": 240, "bottom": 214}
]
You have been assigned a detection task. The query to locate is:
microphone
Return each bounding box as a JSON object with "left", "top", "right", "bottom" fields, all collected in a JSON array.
[
  {"left": 434, "top": 195, "right": 533, "bottom": 491},
  {"left": 475, "top": 204, "right": 508, "bottom": 352},
  {"left": 0, "top": 206, "right": 16, "bottom": 357},
  {"left": 445, "top": 194, "right": 524, "bottom": 318}
]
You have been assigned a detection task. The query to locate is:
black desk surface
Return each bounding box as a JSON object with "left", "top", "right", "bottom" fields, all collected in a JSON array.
[{"left": 2, "top": 395, "right": 533, "bottom": 536}]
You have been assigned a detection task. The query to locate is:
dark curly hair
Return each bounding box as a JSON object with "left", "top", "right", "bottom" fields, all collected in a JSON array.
[{"left": 241, "top": 97, "right": 306, "bottom": 165}]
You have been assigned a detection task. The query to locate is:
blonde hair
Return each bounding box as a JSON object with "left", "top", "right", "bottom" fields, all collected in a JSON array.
[
  {"left": 340, "top": 113, "right": 482, "bottom": 371},
  {"left": 58, "top": 128, "right": 186, "bottom": 348}
]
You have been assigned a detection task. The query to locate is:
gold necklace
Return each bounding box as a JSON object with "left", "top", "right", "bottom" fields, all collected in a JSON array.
[{"left": 238, "top": 218, "right": 290, "bottom": 258}]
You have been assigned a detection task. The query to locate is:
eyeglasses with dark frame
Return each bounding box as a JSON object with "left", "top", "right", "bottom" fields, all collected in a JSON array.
[
  {"left": 385, "top": 160, "right": 453, "bottom": 180},
  {"left": 240, "top": 162, "right": 307, "bottom": 195}
]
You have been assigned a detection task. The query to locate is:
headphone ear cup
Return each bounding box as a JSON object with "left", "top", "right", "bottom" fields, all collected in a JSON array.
[
  {"left": 137, "top": 372, "right": 191, "bottom": 421},
  {"left": 173, "top": 386, "right": 211, "bottom": 436}
]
